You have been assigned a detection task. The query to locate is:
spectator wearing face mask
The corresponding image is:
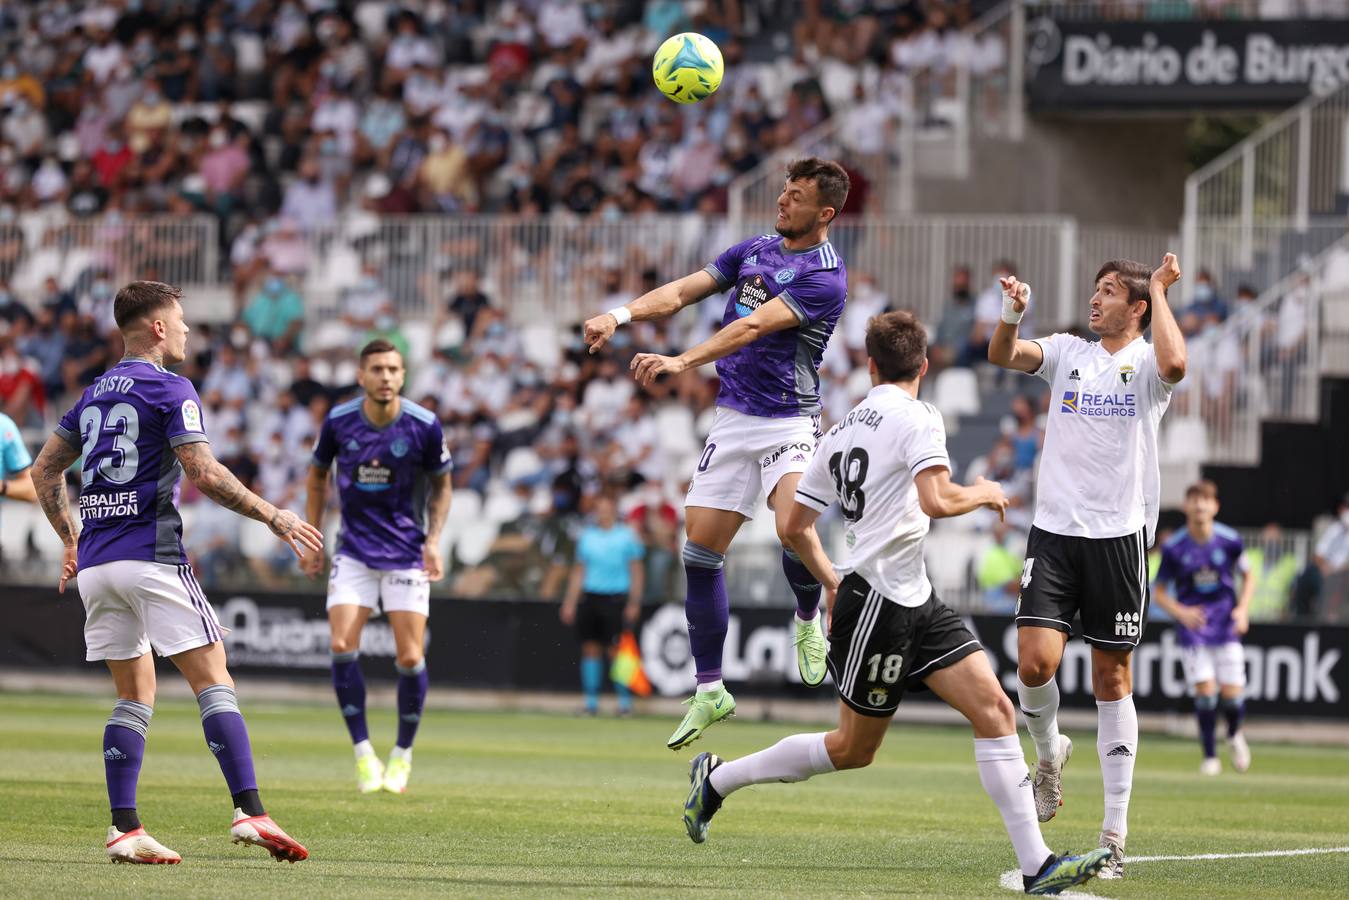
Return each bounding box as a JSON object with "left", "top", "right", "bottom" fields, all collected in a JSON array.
[
  {"left": 1313, "top": 493, "right": 1349, "bottom": 622},
  {"left": 243, "top": 271, "right": 306, "bottom": 353},
  {"left": 1185, "top": 269, "right": 1228, "bottom": 322},
  {"left": 281, "top": 157, "right": 338, "bottom": 233},
  {"left": 125, "top": 78, "right": 173, "bottom": 155}
]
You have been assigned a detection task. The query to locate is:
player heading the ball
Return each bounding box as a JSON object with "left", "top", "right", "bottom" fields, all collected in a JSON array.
[
  {"left": 32, "top": 280, "right": 321, "bottom": 865},
  {"left": 584, "top": 157, "right": 850, "bottom": 751}
]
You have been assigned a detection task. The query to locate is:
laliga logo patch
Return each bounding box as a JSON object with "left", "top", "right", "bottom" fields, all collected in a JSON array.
[
  {"left": 774, "top": 268, "right": 796, "bottom": 285},
  {"left": 391, "top": 437, "right": 410, "bottom": 458},
  {"left": 181, "top": 399, "right": 203, "bottom": 432},
  {"left": 1060, "top": 391, "right": 1079, "bottom": 413}
]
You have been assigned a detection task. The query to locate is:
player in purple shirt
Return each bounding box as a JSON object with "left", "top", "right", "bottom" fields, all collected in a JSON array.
[
  {"left": 1152, "top": 480, "right": 1255, "bottom": 775},
  {"left": 583, "top": 158, "right": 851, "bottom": 750},
  {"left": 31, "top": 281, "right": 322, "bottom": 864},
  {"left": 302, "top": 339, "right": 453, "bottom": 795}
]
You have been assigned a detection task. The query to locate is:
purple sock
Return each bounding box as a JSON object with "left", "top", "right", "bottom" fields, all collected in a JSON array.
[
  {"left": 1196, "top": 695, "right": 1218, "bottom": 759},
  {"left": 396, "top": 660, "right": 429, "bottom": 749},
  {"left": 1222, "top": 697, "right": 1246, "bottom": 737},
  {"left": 782, "top": 549, "right": 822, "bottom": 620},
  {"left": 198, "top": 684, "right": 258, "bottom": 796},
  {"left": 683, "top": 542, "right": 729, "bottom": 685},
  {"left": 104, "top": 700, "right": 152, "bottom": 819},
  {"left": 332, "top": 651, "right": 370, "bottom": 744}
]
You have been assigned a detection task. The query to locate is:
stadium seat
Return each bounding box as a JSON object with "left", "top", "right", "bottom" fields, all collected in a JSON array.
[
  {"left": 1162, "top": 417, "right": 1210, "bottom": 462},
  {"left": 26, "top": 504, "right": 68, "bottom": 562},
  {"left": 520, "top": 324, "right": 562, "bottom": 369},
  {"left": 932, "top": 367, "right": 980, "bottom": 424},
  {"left": 0, "top": 503, "right": 36, "bottom": 561},
  {"left": 454, "top": 519, "right": 500, "bottom": 567}
]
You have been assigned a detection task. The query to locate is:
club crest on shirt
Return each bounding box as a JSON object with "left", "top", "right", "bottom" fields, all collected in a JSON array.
[
  {"left": 391, "top": 437, "right": 410, "bottom": 458},
  {"left": 774, "top": 268, "right": 796, "bottom": 285},
  {"left": 734, "top": 273, "right": 772, "bottom": 318},
  {"left": 1119, "top": 364, "right": 1136, "bottom": 384},
  {"left": 181, "top": 399, "right": 202, "bottom": 432}
]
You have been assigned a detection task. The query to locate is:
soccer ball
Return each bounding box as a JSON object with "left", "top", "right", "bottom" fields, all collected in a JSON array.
[{"left": 652, "top": 32, "right": 724, "bottom": 104}]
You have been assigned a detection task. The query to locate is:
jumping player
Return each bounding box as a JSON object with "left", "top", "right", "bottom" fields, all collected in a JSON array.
[
  {"left": 1152, "top": 480, "right": 1254, "bottom": 775},
  {"left": 681, "top": 311, "right": 1110, "bottom": 895},
  {"left": 583, "top": 157, "right": 850, "bottom": 750},
  {"left": 987, "top": 253, "right": 1187, "bottom": 878},
  {"left": 302, "top": 339, "right": 454, "bottom": 794},
  {"left": 31, "top": 281, "right": 321, "bottom": 864}
]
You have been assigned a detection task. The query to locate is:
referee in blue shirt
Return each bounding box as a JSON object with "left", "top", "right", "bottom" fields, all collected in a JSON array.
[{"left": 560, "top": 496, "right": 645, "bottom": 715}]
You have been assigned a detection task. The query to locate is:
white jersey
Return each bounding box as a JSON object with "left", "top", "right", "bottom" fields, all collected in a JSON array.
[
  {"left": 794, "top": 383, "right": 950, "bottom": 608},
  {"left": 1030, "top": 333, "right": 1174, "bottom": 542}
]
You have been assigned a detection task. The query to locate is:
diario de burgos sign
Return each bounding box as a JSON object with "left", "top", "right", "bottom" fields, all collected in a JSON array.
[{"left": 1025, "top": 18, "right": 1349, "bottom": 110}]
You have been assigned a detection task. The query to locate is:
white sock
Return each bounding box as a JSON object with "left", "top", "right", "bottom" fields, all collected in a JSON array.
[
  {"left": 975, "top": 735, "right": 1054, "bottom": 877},
  {"left": 709, "top": 732, "right": 835, "bottom": 797},
  {"left": 354, "top": 738, "right": 375, "bottom": 759},
  {"left": 696, "top": 679, "right": 724, "bottom": 694},
  {"left": 390, "top": 745, "right": 412, "bottom": 762},
  {"left": 1097, "top": 695, "right": 1138, "bottom": 841},
  {"left": 1017, "top": 677, "right": 1062, "bottom": 764}
]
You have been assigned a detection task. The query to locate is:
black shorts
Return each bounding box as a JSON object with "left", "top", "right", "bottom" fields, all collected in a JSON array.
[
  {"left": 1016, "top": 526, "right": 1149, "bottom": 650},
  {"left": 826, "top": 573, "right": 982, "bottom": 718},
  {"left": 576, "top": 592, "right": 624, "bottom": 645}
]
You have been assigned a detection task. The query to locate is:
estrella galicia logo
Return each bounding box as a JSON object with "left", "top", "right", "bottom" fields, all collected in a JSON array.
[
  {"left": 1060, "top": 391, "right": 1079, "bottom": 413},
  {"left": 391, "top": 437, "right": 409, "bottom": 458},
  {"left": 734, "top": 274, "right": 772, "bottom": 318},
  {"left": 356, "top": 459, "right": 394, "bottom": 491},
  {"left": 774, "top": 268, "right": 796, "bottom": 285}
]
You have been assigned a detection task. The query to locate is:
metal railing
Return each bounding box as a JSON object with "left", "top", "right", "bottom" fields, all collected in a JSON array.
[
  {"left": 1182, "top": 79, "right": 1349, "bottom": 303},
  {"left": 725, "top": 109, "right": 915, "bottom": 224},
  {"left": 4, "top": 212, "right": 219, "bottom": 304},
  {"left": 1027, "top": 0, "right": 1343, "bottom": 19}
]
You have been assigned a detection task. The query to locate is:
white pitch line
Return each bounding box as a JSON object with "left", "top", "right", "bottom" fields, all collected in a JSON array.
[
  {"left": 1127, "top": 846, "right": 1349, "bottom": 862},
  {"left": 1000, "top": 846, "right": 1349, "bottom": 894}
]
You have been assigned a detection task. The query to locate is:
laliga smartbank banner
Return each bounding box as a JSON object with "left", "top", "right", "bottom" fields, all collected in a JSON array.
[
  {"left": 1025, "top": 17, "right": 1349, "bottom": 110},
  {"left": 1, "top": 589, "right": 1344, "bottom": 718}
]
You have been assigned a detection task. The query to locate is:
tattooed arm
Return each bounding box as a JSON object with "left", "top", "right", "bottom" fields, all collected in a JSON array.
[
  {"left": 421, "top": 472, "right": 452, "bottom": 581},
  {"left": 174, "top": 441, "right": 324, "bottom": 557},
  {"left": 32, "top": 435, "right": 81, "bottom": 592}
]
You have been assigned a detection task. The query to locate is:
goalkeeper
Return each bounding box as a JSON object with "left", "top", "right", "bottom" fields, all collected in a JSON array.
[{"left": 559, "top": 496, "right": 647, "bottom": 715}]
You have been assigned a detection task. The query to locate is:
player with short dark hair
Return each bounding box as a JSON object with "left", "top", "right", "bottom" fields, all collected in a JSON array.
[
  {"left": 682, "top": 311, "right": 1111, "bottom": 895},
  {"left": 1152, "top": 480, "right": 1254, "bottom": 775},
  {"left": 988, "top": 253, "right": 1188, "bottom": 878},
  {"left": 302, "top": 338, "right": 454, "bottom": 794},
  {"left": 583, "top": 157, "right": 851, "bottom": 750},
  {"left": 31, "top": 280, "right": 322, "bottom": 864}
]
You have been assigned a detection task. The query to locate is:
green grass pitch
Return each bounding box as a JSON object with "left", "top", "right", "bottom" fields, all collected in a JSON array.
[{"left": 1, "top": 691, "right": 1346, "bottom": 897}]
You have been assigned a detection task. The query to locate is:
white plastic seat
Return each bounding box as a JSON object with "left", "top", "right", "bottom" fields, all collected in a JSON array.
[{"left": 932, "top": 367, "right": 980, "bottom": 421}]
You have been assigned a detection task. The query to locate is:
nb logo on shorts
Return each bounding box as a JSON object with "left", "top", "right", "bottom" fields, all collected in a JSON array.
[{"left": 1114, "top": 611, "right": 1141, "bottom": 637}]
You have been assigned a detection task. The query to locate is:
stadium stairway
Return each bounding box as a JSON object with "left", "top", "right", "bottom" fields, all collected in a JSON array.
[{"left": 1204, "top": 375, "right": 1349, "bottom": 529}]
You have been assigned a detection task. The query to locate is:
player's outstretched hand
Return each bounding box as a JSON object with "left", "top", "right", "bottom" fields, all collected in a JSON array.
[
  {"left": 999, "top": 276, "right": 1030, "bottom": 314},
  {"left": 1152, "top": 252, "right": 1182, "bottom": 290},
  {"left": 1232, "top": 607, "right": 1250, "bottom": 636},
  {"left": 559, "top": 600, "right": 577, "bottom": 626},
  {"left": 1174, "top": 604, "right": 1206, "bottom": 631},
  {"left": 975, "top": 476, "right": 1009, "bottom": 521},
  {"left": 630, "top": 352, "right": 686, "bottom": 387},
  {"left": 583, "top": 313, "right": 617, "bottom": 354},
  {"left": 270, "top": 509, "right": 324, "bottom": 557},
  {"left": 57, "top": 543, "right": 78, "bottom": 593},
  {"left": 422, "top": 543, "right": 444, "bottom": 582}
]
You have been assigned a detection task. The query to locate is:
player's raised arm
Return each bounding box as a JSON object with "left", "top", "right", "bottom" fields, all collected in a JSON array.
[
  {"left": 986, "top": 276, "right": 1045, "bottom": 373},
  {"left": 583, "top": 269, "right": 721, "bottom": 355},
  {"left": 914, "top": 468, "right": 1009, "bottom": 521},
  {"left": 631, "top": 297, "right": 800, "bottom": 387},
  {"left": 1149, "top": 252, "right": 1187, "bottom": 383},
  {"left": 175, "top": 441, "right": 323, "bottom": 557},
  {"left": 32, "top": 434, "right": 81, "bottom": 592}
]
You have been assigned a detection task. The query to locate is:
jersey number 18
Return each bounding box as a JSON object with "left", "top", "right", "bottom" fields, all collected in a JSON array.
[{"left": 829, "top": 448, "right": 868, "bottom": 522}]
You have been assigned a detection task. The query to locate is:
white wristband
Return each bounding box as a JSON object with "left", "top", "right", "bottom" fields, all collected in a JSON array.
[
  {"left": 1001, "top": 295, "right": 1024, "bottom": 325},
  {"left": 607, "top": 306, "right": 632, "bottom": 326}
]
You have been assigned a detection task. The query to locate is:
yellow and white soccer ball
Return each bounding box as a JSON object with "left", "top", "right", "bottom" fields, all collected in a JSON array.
[{"left": 652, "top": 32, "right": 724, "bottom": 104}]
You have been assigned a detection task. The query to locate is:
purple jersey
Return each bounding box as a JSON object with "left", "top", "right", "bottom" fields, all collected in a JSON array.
[
  {"left": 312, "top": 397, "right": 452, "bottom": 570},
  {"left": 1155, "top": 524, "right": 1248, "bottom": 648},
  {"left": 55, "top": 359, "right": 208, "bottom": 569},
  {"left": 703, "top": 234, "right": 848, "bottom": 418}
]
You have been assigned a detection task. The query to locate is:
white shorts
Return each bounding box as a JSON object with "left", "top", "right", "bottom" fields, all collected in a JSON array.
[
  {"left": 77, "top": 560, "right": 228, "bottom": 661},
  {"left": 326, "top": 553, "right": 430, "bottom": 617},
  {"left": 686, "top": 407, "right": 821, "bottom": 519},
  {"left": 1182, "top": 642, "right": 1246, "bottom": 689}
]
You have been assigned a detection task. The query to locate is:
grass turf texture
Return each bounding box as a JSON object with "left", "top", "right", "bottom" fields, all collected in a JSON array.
[{"left": 1, "top": 692, "right": 1346, "bottom": 897}]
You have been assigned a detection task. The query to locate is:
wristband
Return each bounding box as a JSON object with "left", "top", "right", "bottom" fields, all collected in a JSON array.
[
  {"left": 1001, "top": 294, "right": 1024, "bottom": 325},
  {"left": 607, "top": 306, "right": 632, "bottom": 326}
]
